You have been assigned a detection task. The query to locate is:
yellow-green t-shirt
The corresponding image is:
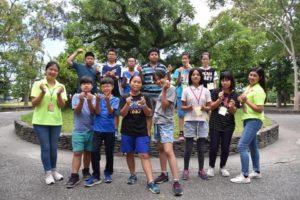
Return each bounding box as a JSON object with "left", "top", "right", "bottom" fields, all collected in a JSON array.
[
  {"left": 31, "top": 78, "right": 68, "bottom": 125},
  {"left": 242, "top": 83, "right": 266, "bottom": 121}
]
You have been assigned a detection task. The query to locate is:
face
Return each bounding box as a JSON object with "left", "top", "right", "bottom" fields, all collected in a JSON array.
[
  {"left": 107, "top": 51, "right": 117, "bottom": 63},
  {"left": 248, "top": 71, "right": 260, "bottom": 85},
  {"left": 80, "top": 83, "right": 93, "bottom": 93},
  {"left": 181, "top": 55, "right": 190, "bottom": 66},
  {"left": 130, "top": 76, "right": 142, "bottom": 92},
  {"left": 201, "top": 54, "right": 209, "bottom": 66},
  {"left": 148, "top": 52, "right": 159, "bottom": 63},
  {"left": 45, "top": 64, "right": 59, "bottom": 79},
  {"left": 101, "top": 83, "right": 114, "bottom": 95},
  {"left": 127, "top": 58, "right": 136, "bottom": 69},
  {"left": 85, "top": 56, "right": 95, "bottom": 66},
  {"left": 154, "top": 75, "right": 167, "bottom": 87},
  {"left": 221, "top": 78, "right": 231, "bottom": 90},
  {"left": 191, "top": 70, "right": 201, "bottom": 85}
]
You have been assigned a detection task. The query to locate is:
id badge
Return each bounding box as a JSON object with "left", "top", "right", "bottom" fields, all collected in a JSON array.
[
  {"left": 48, "top": 102, "right": 54, "bottom": 112},
  {"left": 207, "top": 83, "right": 215, "bottom": 90},
  {"left": 194, "top": 106, "right": 202, "bottom": 117},
  {"left": 218, "top": 106, "right": 227, "bottom": 116}
]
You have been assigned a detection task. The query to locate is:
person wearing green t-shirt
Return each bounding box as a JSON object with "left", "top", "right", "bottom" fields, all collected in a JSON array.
[
  {"left": 31, "top": 61, "right": 68, "bottom": 185},
  {"left": 231, "top": 67, "right": 266, "bottom": 184}
]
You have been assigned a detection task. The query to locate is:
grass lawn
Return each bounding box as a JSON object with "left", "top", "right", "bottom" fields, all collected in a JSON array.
[
  {"left": 0, "top": 102, "right": 32, "bottom": 107},
  {"left": 21, "top": 108, "right": 272, "bottom": 137}
]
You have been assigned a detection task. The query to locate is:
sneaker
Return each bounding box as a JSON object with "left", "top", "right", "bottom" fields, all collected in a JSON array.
[
  {"left": 146, "top": 181, "right": 160, "bottom": 194},
  {"left": 220, "top": 168, "right": 230, "bottom": 177},
  {"left": 66, "top": 174, "right": 80, "bottom": 188},
  {"left": 52, "top": 170, "right": 63, "bottom": 181},
  {"left": 84, "top": 176, "right": 102, "bottom": 187},
  {"left": 82, "top": 168, "right": 91, "bottom": 180},
  {"left": 173, "top": 181, "right": 183, "bottom": 196},
  {"left": 127, "top": 175, "right": 137, "bottom": 185},
  {"left": 154, "top": 172, "right": 169, "bottom": 184},
  {"left": 182, "top": 170, "right": 189, "bottom": 180},
  {"left": 198, "top": 170, "right": 209, "bottom": 180},
  {"left": 230, "top": 173, "right": 251, "bottom": 184},
  {"left": 45, "top": 171, "right": 55, "bottom": 185},
  {"left": 104, "top": 171, "right": 112, "bottom": 183},
  {"left": 207, "top": 167, "right": 215, "bottom": 177},
  {"left": 178, "top": 133, "right": 185, "bottom": 142},
  {"left": 249, "top": 171, "right": 262, "bottom": 179},
  {"left": 114, "top": 129, "right": 119, "bottom": 139}
]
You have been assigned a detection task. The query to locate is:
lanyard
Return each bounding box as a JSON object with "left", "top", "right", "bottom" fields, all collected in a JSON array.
[
  {"left": 189, "top": 86, "right": 203, "bottom": 106},
  {"left": 46, "top": 84, "right": 56, "bottom": 102}
]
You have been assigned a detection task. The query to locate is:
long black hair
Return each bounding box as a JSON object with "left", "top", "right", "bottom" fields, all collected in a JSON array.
[
  {"left": 249, "top": 67, "right": 266, "bottom": 92},
  {"left": 188, "top": 68, "right": 204, "bottom": 86},
  {"left": 219, "top": 70, "right": 235, "bottom": 92}
]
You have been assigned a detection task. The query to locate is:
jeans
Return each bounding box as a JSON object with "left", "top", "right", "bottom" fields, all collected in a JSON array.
[
  {"left": 209, "top": 129, "right": 234, "bottom": 168},
  {"left": 91, "top": 132, "right": 115, "bottom": 179},
  {"left": 33, "top": 125, "right": 61, "bottom": 172},
  {"left": 238, "top": 119, "right": 262, "bottom": 176}
]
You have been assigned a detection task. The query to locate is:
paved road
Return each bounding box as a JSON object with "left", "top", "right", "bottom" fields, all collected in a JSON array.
[{"left": 0, "top": 112, "right": 299, "bottom": 200}]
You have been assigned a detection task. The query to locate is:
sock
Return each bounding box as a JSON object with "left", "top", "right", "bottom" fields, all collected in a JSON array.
[{"left": 173, "top": 179, "right": 179, "bottom": 182}]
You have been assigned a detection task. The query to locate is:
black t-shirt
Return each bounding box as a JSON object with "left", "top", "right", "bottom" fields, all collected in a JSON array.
[
  {"left": 119, "top": 93, "right": 152, "bottom": 137},
  {"left": 209, "top": 88, "right": 240, "bottom": 132},
  {"left": 201, "top": 67, "right": 215, "bottom": 88}
]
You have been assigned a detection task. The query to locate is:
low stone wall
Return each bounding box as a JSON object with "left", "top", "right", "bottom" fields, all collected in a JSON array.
[
  {"left": 14, "top": 120, "right": 279, "bottom": 157},
  {"left": 0, "top": 106, "right": 32, "bottom": 112}
]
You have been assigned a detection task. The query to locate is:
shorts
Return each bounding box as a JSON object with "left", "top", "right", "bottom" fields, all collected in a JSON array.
[
  {"left": 176, "top": 97, "right": 186, "bottom": 118},
  {"left": 121, "top": 134, "right": 150, "bottom": 153},
  {"left": 72, "top": 131, "right": 94, "bottom": 152},
  {"left": 184, "top": 121, "right": 208, "bottom": 138},
  {"left": 154, "top": 124, "right": 174, "bottom": 143}
]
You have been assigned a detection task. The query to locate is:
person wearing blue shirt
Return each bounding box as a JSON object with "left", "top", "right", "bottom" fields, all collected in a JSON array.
[
  {"left": 85, "top": 77, "right": 120, "bottom": 187},
  {"left": 67, "top": 48, "right": 100, "bottom": 94},
  {"left": 121, "top": 57, "right": 139, "bottom": 96}
]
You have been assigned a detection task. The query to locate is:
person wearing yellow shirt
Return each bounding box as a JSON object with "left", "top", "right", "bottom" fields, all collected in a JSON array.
[{"left": 31, "top": 61, "right": 68, "bottom": 185}]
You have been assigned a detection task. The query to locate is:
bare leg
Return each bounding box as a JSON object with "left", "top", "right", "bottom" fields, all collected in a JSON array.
[
  {"left": 126, "top": 152, "right": 136, "bottom": 175},
  {"left": 72, "top": 152, "right": 83, "bottom": 174},
  {"left": 83, "top": 151, "right": 91, "bottom": 169},
  {"left": 139, "top": 153, "right": 154, "bottom": 183}
]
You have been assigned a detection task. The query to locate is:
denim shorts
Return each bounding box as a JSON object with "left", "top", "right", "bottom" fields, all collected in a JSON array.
[
  {"left": 121, "top": 134, "right": 150, "bottom": 154},
  {"left": 154, "top": 124, "right": 174, "bottom": 143},
  {"left": 176, "top": 97, "right": 186, "bottom": 118},
  {"left": 72, "top": 131, "right": 94, "bottom": 152},
  {"left": 184, "top": 121, "right": 208, "bottom": 138}
]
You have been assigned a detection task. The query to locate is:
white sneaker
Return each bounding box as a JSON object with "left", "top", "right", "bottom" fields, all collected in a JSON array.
[
  {"left": 207, "top": 167, "right": 215, "bottom": 177},
  {"left": 45, "top": 171, "right": 55, "bottom": 185},
  {"left": 249, "top": 171, "right": 262, "bottom": 179},
  {"left": 220, "top": 168, "right": 230, "bottom": 177},
  {"left": 230, "top": 173, "right": 250, "bottom": 184},
  {"left": 52, "top": 170, "right": 64, "bottom": 181}
]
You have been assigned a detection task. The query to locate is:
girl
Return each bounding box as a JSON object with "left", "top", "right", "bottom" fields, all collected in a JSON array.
[
  {"left": 207, "top": 70, "right": 239, "bottom": 177},
  {"left": 31, "top": 61, "right": 67, "bottom": 185},
  {"left": 119, "top": 75, "right": 160, "bottom": 194},
  {"left": 200, "top": 52, "right": 218, "bottom": 90},
  {"left": 152, "top": 70, "right": 183, "bottom": 196},
  {"left": 231, "top": 67, "right": 266, "bottom": 184},
  {"left": 181, "top": 68, "right": 211, "bottom": 180}
]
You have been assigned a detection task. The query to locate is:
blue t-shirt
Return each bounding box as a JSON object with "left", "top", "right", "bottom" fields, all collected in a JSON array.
[
  {"left": 172, "top": 67, "right": 191, "bottom": 98},
  {"left": 142, "top": 63, "right": 167, "bottom": 97},
  {"left": 122, "top": 70, "right": 139, "bottom": 95},
  {"left": 72, "top": 62, "right": 97, "bottom": 94},
  {"left": 102, "top": 64, "right": 122, "bottom": 97},
  {"left": 72, "top": 94, "right": 96, "bottom": 132},
  {"left": 94, "top": 95, "right": 120, "bottom": 133}
]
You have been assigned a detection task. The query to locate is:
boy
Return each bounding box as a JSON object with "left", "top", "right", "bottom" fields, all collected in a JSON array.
[
  {"left": 121, "top": 57, "right": 139, "bottom": 96},
  {"left": 85, "top": 77, "right": 120, "bottom": 187},
  {"left": 66, "top": 76, "right": 95, "bottom": 188}
]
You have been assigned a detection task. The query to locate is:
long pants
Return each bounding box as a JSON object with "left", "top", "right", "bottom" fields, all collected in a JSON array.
[{"left": 184, "top": 138, "right": 206, "bottom": 170}]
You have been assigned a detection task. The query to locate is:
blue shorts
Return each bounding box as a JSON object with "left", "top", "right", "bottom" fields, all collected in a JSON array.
[
  {"left": 154, "top": 124, "right": 174, "bottom": 143},
  {"left": 176, "top": 97, "right": 186, "bottom": 118},
  {"left": 184, "top": 121, "right": 208, "bottom": 138},
  {"left": 72, "top": 131, "right": 94, "bottom": 152},
  {"left": 121, "top": 134, "right": 150, "bottom": 153}
]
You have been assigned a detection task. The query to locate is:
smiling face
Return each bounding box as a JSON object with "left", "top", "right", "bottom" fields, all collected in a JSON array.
[
  {"left": 80, "top": 82, "right": 93, "bottom": 93},
  {"left": 248, "top": 71, "right": 260, "bottom": 86},
  {"left": 101, "top": 83, "right": 114, "bottom": 96},
  {"left": 181, "top": 55, "right": 190, "bottom": 67},
  {"left": 153, "top": 74, "right": 167, "bottom": 88},
  {"left": 221, "top": 78, "right": 231, "bottom": 90},
  {"left": 130, "top": 76, "right": 142, "bottom": 92},
  {"left": 191, "top": 70, "right": 201, "bottom": 85},
  {"left": 45, "top": 64, "right": 59, "bottom": 80}
]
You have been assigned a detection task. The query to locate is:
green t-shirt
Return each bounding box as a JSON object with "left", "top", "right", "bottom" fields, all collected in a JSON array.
[
  {"left": 31, "top": 78, "right": 68, "bottom": 125},
  {"left": 242, "top": 83, "right": 266, "bottom": 121}
]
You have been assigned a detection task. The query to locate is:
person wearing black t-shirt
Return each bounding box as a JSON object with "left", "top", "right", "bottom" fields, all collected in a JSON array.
[
  {"left": 207, "top": 70, "right": 240, "bottom": 178},
  {"left": 200, "top": 52, "right": 218, "bottom": 90}
]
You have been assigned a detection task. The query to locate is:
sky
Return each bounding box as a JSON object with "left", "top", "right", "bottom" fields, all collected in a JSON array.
[{"left": 43, "top": 0, "right": 227, "bottom": 61}]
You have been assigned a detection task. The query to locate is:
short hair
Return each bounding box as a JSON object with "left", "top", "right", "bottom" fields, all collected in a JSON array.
[
  {"left": 181, "top": 52, "right": 190, "bottom": 59},
  {"left": 100, "top": 77, "right": 114, "bottom": 85},
  {"left": 127, "top": 56, "right": 136, "bottom": 62},
  {"left": 152, "top": 69, "right": 166, "bottom": 81},
  {"left": 188, "top": 68, "right": 204, "bottom": 86},
  {"left": 45, "top": 61, "right": 60, "bottom": 72},
  {"left": 147, "top": 47, "right": 160, "bottom": 57},
  {"left": 129, "top": 75, "right": 142, "bottom": 83},
  {"left": 85, "top": 52, "right": 95, "bottom": 58},
  {"left": 201, "top": 52, "right": 210, "bottom": 59},
  {"left": 107, "top": 48, "right": 117, "bottom": 55},
  {"left": 80, "top": 76, "right": 93, "bottom": 85},
  {"left": 219, "top": 70, "right": 235, "bottom": 91}
]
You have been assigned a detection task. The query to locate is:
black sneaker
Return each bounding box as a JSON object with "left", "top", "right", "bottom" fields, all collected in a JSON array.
[
  {"left": 82, "top": 168, "right": 91, "bottom": 180},
  {"left": 154, "top": 173, "right": 169, "bottom": 184},
  {"left": 173, "top": 181, "right": 183, "bottom": 196},
  {"left": 66, "top": 174, "right": 80, "bottom": 188}
]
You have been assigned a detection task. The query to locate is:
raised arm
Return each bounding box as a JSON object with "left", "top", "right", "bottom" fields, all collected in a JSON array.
[{"left": 67, "top": 48, "right": 84, "bottom": 66}]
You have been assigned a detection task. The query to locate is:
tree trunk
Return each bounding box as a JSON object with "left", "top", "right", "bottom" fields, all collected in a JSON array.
[
  {"left": 276, "top": 91, "right": 281, "bottom": 107},
  {"left": 23, "top": 93, "right": 29, "bottom": 106},
  {"left": 292, "top": 56, "right": 299, "bottom": 110}
]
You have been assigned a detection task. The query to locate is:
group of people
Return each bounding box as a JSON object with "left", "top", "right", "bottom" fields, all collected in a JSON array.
[{"left": 30, "top": 47, "right": 266, "bottom": 197}]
